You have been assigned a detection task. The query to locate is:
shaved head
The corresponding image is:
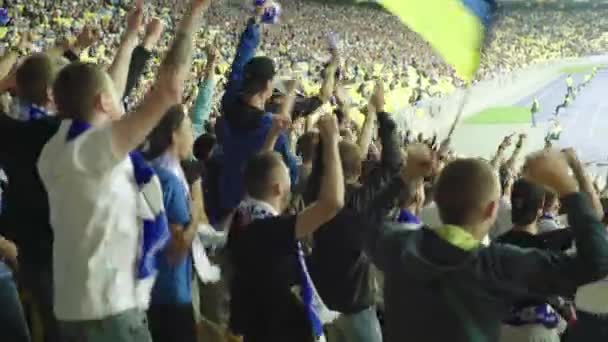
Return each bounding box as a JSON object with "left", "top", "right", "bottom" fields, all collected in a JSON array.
[{"left": 435, "top": 159, "right": 500, "bottom": 227}]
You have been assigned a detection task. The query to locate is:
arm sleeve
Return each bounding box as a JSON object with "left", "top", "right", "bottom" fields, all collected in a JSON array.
[
  {"left": 495, "top": 193, "right": 608, "bottom": 298},
  {"left": 71, "top": 125, "right": 123, "bottom": 175},
  {"left": 222, "top": 19, "right": 261, "bottom": 104},
  {"left": 0, "top": 114, "right": 21, "bottom": 162},
  {"left": 274, "top": 132, "right": 299, "bottom": 187},
  {"left": 162, "top": 176, "right": 191, "bottom": 226},
  {"left": 349, "top": 111, "right": 403, "bottom": 215},
  {"left": 123, "top": 46, "right": 153, "bottom": 100},
  {"left": 190, "top": 78, "right": 216, "bottom": 139}
]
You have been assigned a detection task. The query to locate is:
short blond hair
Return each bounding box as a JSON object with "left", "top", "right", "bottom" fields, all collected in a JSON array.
[
  {"left": 435, "top": 159, "right": 499, "bottom": 226},
  {"left": 52, "top": 62, "right": 110, "bottom": 120}
]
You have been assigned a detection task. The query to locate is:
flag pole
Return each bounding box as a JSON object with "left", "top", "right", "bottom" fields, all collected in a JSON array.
[{"left": 447, "top": 85, "right": 472, "bottom": 139}]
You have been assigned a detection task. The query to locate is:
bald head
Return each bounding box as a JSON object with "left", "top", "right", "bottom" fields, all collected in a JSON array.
[
  {"left": 244, "top": 151, "right": 289, "bottom": 201},
  {"left": 435, "top": 159, "right": 500, "bottom": 227}
]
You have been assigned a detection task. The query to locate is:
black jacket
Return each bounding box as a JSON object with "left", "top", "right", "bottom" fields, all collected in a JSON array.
[
  {"left": 365, "top": 193, "right": 608, "bottom": 342},
  {"left": 307, "top": 111, "right": 403, "bottom": 314}
]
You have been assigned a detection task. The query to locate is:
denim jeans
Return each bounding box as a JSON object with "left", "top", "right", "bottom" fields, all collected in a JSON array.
[
  {"left": 60, "top": 309, "right": 152, "bottom": 342},
  {"left": 325, "top": 307, "right": 383, "bottom": 342},
  {"left": 0, "top": 261, "right": 31, "bottom": 342}
]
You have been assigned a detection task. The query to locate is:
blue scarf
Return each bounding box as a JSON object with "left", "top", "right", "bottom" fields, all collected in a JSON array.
[
  {"left": 505, "top": 303, "right": 560, "bottom": 329},
  {"left": 394, "top": 209, "right": 421, "bottom": 225},
  {"left": 66, "top": 120, "right": 170, "bottom": 280},
  {"left": 19, "top": 102, "right": 51, "bottom": 121}
]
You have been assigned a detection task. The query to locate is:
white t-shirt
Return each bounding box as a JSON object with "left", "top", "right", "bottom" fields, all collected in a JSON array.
[{"left": 38, "top": 121, "right": 154, "bottom": 321}]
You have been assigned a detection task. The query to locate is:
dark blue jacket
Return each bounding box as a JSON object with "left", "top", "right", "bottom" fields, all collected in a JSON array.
[{"left": 218, "top": 19, "right": 298, "bottom": 212}]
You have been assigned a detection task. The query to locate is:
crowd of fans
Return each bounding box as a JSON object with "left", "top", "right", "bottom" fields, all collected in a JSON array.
[{"left": 2, "top": 1, "right": 608, "bottom": 342}]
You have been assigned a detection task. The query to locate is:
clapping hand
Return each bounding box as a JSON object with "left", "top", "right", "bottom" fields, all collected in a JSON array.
[{"left": 523, "top": 149, "right": 578, "bottom": 196}]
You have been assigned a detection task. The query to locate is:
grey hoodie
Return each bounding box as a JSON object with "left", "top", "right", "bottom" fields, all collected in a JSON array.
[{"left": 365, "top": 193, "right": 608, "bottom": 342}]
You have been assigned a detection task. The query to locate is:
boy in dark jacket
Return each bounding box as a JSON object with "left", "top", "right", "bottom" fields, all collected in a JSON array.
[
  {"left": 306, "top": 89, "right": 405, "bottom": 342},
  {"left": 364, "top": 150, "right": 608, "bottom": 342},
  {"left": 217, "top": 12, "right": 298, "bottom": 216}
]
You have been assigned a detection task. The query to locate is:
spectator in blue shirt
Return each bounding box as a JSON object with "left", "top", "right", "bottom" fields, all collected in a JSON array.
[
  {"left": 143, "top": 105, "right": 203, "bottom": 342},
  {"left": 217, "top": 10, "right": 298, "bottom": 219}
]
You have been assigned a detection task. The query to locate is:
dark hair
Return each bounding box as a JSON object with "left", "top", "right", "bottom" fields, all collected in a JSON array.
[
  {"left": 511, "top": 179, "right": 545, "bottom": 226},
  {"left": 543, "top": 189, "right": 558, "bottom": 212},
  {"left": 296, "top": 132, "right": 319, "bottom": 163},
  {"left": 242, "top": 57, "right": 275, "bottom": 97},
  {"left": 142, "top": 105, "right": 186, "bottom": 160},
  {"left": 193, "top": 133, "right": 216, "bottom": 162},
  {"left": 17, "top": 54, "right": 64, "bottom": 106},
  {"left": 244, "top": 151, "right": 283, "bottom": 199}
]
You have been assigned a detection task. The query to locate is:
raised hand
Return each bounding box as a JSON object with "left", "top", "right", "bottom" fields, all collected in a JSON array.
[
  {"left": 143, "top": 17, "right": 164, "bottom": 51},
  {"left": 317, "top": 113, "right": 340, "bottom": 141},
  {"left": 561, "top": 147, "right": 580, "bottom": 168},
  {"left": 74, "top": 26, "right": 101, "bottom": 53},
  {"left": 523, "top": 149, "right": 578, "bottom": 196},
  {"left": 127, "top": 0, "right": 145, "bottom": 34},
  {"left": 192, "top": 0, "right": 213, "bottom": 13},
  {"left": 369, "top": 80, "right": 385, "bottom": 113}
]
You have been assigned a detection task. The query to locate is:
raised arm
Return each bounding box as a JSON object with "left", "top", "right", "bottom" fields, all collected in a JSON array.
[
  {"left": 490, "top": 134, "right": 513, "bottom": 170},
  {"left": 503, "top": 150, "right": 608, "bottom": 297},
  {"left": 564, "top": 148, "right": 604, "bottom": 220},
  {"left": 262, "top": 115, "right": 291, "bottom": 153},
  {"left": 222, "top": 12, "right": 262, "bottom": 102},
  {"left": 295, "top": 114, "right": 344, "bottom": 239},
  {"left": 504, "top": 133, "right": 526, "bottom": 172},
  {"left": 190, "top": 44, "right": 218, "bottom": 138},
  {"left": 358, "top": 81, "right": 383, "bottom": 159},
  {"left": 0, "top": 32, "right": 32, "bottom": 79},
  {"left": 318, "top": 51, "right": 339, "bottom": 103},
  {"left": 123, "top": 18, "right": 163, "bottom": 100},
  {"left": 363, "top": 144, "right": 434, "bottom": 271},
  {"left": 107, "top": 0, "right": 143, "bottom": 100},
  {"left": 112, "top": 0, "right": 212, "bottom": 157}
]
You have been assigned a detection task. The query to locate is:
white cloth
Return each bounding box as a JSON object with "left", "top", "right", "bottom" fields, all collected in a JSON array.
[
  {"left": 538, "top": 216, "right": 563, "bottom": 233},
  {"left": 489, "top": 198, "right": 513, "bottom": 240},
  {"left": 38, "top": 122, "right": 155, "bottom": 321},
  {"left": 575, "top": 279, "right": 608, "bottom": 314}
]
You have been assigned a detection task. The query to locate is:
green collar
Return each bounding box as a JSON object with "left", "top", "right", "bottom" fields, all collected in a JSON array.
[{"left": 434, "top": 225, "right": 481, "bottom": 251}]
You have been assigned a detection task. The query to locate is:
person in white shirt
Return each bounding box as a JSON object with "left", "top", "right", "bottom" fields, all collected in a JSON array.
[{"left": 37, "top": 0, "right": 211, "bottom": 340}]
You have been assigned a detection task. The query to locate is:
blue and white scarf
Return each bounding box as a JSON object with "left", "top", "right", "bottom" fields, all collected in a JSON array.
[
  {"left": 505, "top": 303, "right": 560, "bottom": 329},
  {"left": 234, "top": 198, "right": 338, "bottom": 340},
  {"left": 66, "top": 120, "right": 170, "bottom": 280},
  {"left": 13, "top": 101, "right": 52, "bottom": 122}
]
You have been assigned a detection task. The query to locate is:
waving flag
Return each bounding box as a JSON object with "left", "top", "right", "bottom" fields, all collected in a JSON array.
[{"left": 379, "top": 0, "right": 496, "bottom": 81}]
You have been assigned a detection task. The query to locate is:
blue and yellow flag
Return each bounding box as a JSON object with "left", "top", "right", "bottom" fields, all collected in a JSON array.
[{"left": 380, "top": 0, "right": 495, "bottom": 81}]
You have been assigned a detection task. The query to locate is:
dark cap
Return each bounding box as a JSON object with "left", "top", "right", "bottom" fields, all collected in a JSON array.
[
  {"left": 511, "top": 178, "right": 545, "bottom": 226},
  {"left": 244, "top": 56, "right": 276, "bottom": 84}
]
